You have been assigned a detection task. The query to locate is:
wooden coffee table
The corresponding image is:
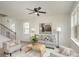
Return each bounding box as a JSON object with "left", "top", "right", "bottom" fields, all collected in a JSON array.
[{"left": 22, "top": 43, "right": 46, "bottom": 57}]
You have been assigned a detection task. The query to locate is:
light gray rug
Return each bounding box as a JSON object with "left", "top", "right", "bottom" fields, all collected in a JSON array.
[{"left": 9, "top": 48, "right": 54, "bottom": 57}]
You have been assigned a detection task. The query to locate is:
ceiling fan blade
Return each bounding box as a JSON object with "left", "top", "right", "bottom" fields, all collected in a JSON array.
[
  {"left": 26, "top": 8, "right": 34, "bottom": 11},
  {"left": 37, "top": 13, "right": 39, "bottom": 16},
  {"left": 39, "top": 11, "right": 46, "bottom": 14},
  {"left": 38, "top": 7, "right": 41, "bottom": 10},
  {"left": 28, "top": 12, "right": 35, "bottom": 14}
]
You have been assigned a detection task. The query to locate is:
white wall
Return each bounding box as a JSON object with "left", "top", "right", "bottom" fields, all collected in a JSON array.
[{"left": 16, "top": 14, "right": 71, "bottom": 47}]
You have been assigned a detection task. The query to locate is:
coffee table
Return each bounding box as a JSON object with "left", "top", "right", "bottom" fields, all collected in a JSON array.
[{"left": 22, "top": 43, "right": 46, "bottom": 57}]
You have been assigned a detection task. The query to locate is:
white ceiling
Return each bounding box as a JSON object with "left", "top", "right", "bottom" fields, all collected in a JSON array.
[{"left": 0, "top": 1, "right": 74, "bottom": 20}]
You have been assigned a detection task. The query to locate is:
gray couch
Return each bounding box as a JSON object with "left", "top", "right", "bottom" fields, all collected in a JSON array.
[{"left": 38, "top": 34, "right": 56, "bottom": 49}]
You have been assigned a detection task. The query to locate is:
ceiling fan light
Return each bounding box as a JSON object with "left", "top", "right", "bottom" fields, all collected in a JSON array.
[{"left": 35, "top": 12, "right": 37, "bottom": 14}]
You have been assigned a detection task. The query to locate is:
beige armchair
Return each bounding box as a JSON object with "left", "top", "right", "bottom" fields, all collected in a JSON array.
[{"left": 3, "top": 40, "right": 21, "bottom": 56}]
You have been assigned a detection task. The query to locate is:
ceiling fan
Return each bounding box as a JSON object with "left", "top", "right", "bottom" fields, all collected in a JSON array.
[{"left": 26, "top": 7, "right": 46, "bottom": 16}]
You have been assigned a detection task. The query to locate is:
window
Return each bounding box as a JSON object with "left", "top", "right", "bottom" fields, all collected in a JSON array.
[
  {"left": 10, "top": 24, "right": 16, "bottom": 32},
  {"left": 71, "top": 6, "right": 79, "bottom": 40},
  {"left": 23, "top": 22, "right": 29, "bottom": 34}
]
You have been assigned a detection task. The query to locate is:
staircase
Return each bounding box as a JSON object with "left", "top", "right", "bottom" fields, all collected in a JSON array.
[{"left": 0, "top": 23, "right": 16, "bottom": 40}]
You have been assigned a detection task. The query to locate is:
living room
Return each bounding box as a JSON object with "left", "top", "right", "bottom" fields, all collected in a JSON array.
[{"left": 0, "top": 1, "right": 79, "bottom": 57}]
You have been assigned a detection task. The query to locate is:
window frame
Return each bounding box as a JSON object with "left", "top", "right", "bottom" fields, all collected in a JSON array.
[
  {"left": 23, "top": 22, "right": 30, "bottom": 34},
  {"left": 71, "top": 4, "right": 79, "bottom": 40}
]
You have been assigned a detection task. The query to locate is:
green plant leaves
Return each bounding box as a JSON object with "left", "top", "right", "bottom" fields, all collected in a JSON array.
[{"left": 31, "top": 34, "right": 38, "bottom": 43}]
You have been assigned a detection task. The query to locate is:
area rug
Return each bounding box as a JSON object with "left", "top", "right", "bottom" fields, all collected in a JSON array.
[{"left": 11, "top": 48, "right": 54, "bottom": 57}]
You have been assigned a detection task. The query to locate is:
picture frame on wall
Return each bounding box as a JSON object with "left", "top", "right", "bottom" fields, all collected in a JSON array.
[{"left": 39, "top": 23, "right": 52, "bottom": 34}]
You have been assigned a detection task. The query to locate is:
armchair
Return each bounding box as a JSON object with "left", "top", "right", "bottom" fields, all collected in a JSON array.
[{"left": 3, "top": 40, "right": 21, "bottom": 56}]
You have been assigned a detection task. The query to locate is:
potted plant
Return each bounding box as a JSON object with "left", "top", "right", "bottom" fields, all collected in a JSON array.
[{"left": 31, "top": 34, "right": 38, "bottom": 45}]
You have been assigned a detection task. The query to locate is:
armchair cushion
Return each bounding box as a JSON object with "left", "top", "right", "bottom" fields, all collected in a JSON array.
[
  {"left": 5, "top": 40, "right": 16, "bottom": 47},
  {"left": 9, "top": 42, "right": 16, "bottom": 47},
  {"left": 6, "top": 44, "right": 21, "bottom": 53}
]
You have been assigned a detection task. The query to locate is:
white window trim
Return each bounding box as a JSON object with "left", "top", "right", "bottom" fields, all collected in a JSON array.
[
  {"left": 71, "top": 37, "right": 79, "bottom": 47},
  {"left": 11, "top": 24, "right": 16, "bottom": 32},
  {"left": 23, "top": 22, "right": 30, "bottom": 34},
  {"left": 71, "top": 3, "right": 79, "bottom": 47}
]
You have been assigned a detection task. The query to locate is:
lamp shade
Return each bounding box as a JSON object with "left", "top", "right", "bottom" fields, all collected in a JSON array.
[{"left": 56, "top": 27, "right": 61, "bottom": 32}]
